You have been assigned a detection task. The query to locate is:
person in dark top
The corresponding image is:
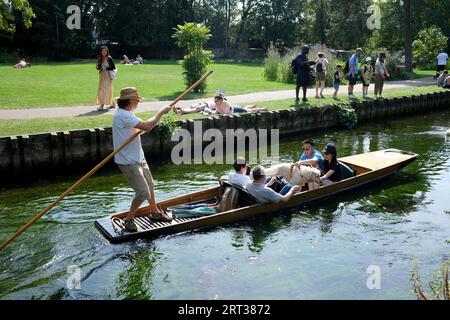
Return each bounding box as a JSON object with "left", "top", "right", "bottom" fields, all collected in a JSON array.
[
  {"left": 295, "top": 45, "right": 316, "bottom": 103},
  {"left": 333, "top": 64, "right": 344, "bottom": 100},
  {"left": 320, "top": 143, "right": 342, "bottom": 186}
]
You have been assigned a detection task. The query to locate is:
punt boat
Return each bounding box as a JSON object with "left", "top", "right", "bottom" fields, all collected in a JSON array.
[{"left": 95, "top": 149, "right": 419, "bottom": 243}]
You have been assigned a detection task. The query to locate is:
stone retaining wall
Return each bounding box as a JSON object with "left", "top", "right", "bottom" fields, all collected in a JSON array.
[{"left": 1, "top": 91, "right": 449, "bottom": 181}]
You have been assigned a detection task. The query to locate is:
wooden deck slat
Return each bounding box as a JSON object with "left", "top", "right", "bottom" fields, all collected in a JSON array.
[
  {"left": 136, "top": 217, "right": 153, "bottom": 229},
  {"left": 134, "top": 219, "right": 150, "bottom": 230}
]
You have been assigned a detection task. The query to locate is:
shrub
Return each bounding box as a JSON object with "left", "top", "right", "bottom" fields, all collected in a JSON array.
[
  {"left": 263, "top": 44, "right": 280, "bottom": 81},
  {"left": 413, "top": 26, "right": 448, "bottom": 69},
  {"left": 336, "top": 104, "right": 357, "bottom": 129},
  {"left": 173, "top": 23, "right": 213, "bottom": 92},
  {"left": 157, "top": 114, "right": 180, "bottom": 139},
  {"left": 279, "top": 48, "right": 297, "bottom": 84}
]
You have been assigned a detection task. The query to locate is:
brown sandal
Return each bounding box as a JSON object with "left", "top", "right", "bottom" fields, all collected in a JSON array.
[{"left": 149, "top": 210, "right": 173, "bottom": 222}]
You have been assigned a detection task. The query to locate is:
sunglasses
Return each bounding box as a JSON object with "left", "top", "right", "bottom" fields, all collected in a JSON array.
[{"left": 303, "top": 147, "right": 313, "bottom": 151}]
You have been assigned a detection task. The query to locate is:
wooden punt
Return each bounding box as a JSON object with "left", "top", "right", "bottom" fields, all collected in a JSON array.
[{"left": 95, "top": 149, "right": 418, "bottom": 243}]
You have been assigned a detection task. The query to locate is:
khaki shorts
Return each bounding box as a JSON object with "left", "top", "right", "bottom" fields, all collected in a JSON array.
[
  {"left": 118, "top": 161, "right": 155, "bottom": 201},
  {"left": 316, "top": 71, "right": 326, "bottom": 82}
]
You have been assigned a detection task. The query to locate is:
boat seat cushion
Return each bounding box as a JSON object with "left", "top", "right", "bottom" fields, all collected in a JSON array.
[
  {"left": 220, "top": 180, "right": 258, "bottom": 206},
  {"left": 339, "top": 161, "right": 356, "bottom": 179}
]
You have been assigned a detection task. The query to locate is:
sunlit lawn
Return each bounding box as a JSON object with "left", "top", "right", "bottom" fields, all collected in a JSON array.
[
  {"left": 0, "top": 59, "right": 295, "bottom": 109},
  {"left": 0, "top": 59, "right": 436, "bottom": 109},
  {"left": 0, "top": 85, "right": 445, "bottom": 137}
]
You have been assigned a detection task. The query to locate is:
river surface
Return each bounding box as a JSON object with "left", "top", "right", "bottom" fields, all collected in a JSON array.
[{"left": 1, "top": 110, "right": 449, "bottom": 300}]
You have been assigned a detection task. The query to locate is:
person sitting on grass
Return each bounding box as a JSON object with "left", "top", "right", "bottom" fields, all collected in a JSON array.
[
  {"left": 443, "top": 74, "right": 450, "bottom": 89},
  {"left": 136, "top": 54, "right": 144, "bottom": 65},
  {"left": 333, "top": 64, "right": 344, "bottom": 100},
  {"left": 362, "top": 57, "right": 374, "bottom": 99},
  {"left": 437, "top": 70, "right": 448, "bottom": 87},
  {"left": 246, "top": 166, "right": 302, "bottom": 204},
  {"left": 320, "top": 143, "right": 342, "bottom": 186},
  {"left": 122, "top": 55, "right": 131, "bottom": 64},
  {"left": 214, "top": 95, "right": 267, "bottom": 114}
]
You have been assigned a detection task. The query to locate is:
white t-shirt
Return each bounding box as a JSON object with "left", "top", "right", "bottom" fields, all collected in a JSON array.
[
  {"left": 437, "top": 52, "right": 448, "bottom": 66},
  {"left": 228, "top": 172, "right": 251, "bottom": 188},
  {"left": 375, "top": 59, "right": 386, "bottom": 75},
  {"left": 113, "top": 108, "right": 145, "bottom": 165}
]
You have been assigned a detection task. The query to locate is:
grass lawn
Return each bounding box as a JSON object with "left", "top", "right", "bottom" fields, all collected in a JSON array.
[
  {"left": 0, "top": 59, "right": 294, "bottom": 109},
  {"left": 0, "top": 85, "right": 445, "bottom": 138},
  {"left": 0, "top": 59, "right": 436, "bottom": 109}
]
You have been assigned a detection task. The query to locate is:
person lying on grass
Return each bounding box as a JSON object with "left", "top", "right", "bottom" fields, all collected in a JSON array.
[
  {"left": 213, "top": 95, "right": 267, "bottom": 114},
  {"left": 174, "top": 101, "right": 216, "bottom": 115}
]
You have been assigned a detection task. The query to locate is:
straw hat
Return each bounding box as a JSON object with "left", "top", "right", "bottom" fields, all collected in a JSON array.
[{"left": 115, "top": 87, "right": 144, "bottom": 101}]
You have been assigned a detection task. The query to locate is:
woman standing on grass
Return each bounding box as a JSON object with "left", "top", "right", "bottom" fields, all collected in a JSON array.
[{"left": 96, "top": 46, "right": 116, "bottom": 111}]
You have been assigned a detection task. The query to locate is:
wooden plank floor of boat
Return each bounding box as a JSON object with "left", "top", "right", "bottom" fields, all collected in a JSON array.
[{"left": 95, "top": 214, "right": 201, "bottom": 243}]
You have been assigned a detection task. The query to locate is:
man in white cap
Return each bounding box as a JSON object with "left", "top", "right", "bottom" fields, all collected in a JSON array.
[{"left": 113, "top": 87, "right": 172, "bottom": 233}]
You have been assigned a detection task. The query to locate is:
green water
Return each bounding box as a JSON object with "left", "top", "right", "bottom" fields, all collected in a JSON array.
[{"left": 1, "top": 110, "right": 450, "bottom": 300}]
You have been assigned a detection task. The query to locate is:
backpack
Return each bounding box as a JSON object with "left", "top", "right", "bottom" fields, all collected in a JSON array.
[
  {"left": 316, "top": 59, "right": 324, "bottom": 72},
  {"left": 344, "top": 59, "right": 350, "bottom": 74},
  {"left": 218, "top": 187, "right": 239, "bottom": 212},
  {"left": 291, "top": 56, "right": 299, "bottom": 75}
]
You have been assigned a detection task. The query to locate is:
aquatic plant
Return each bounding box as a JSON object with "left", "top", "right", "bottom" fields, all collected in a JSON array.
[
  {"left": 410, "top": 261, "right": 450, "bottom": 300},
  {"left": 335, "top": 103, "right": 358, "bottom": 129}
]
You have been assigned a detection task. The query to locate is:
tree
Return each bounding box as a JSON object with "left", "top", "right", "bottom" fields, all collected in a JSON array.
[
  {"left": 0, "top": 0, "right": 35, "bottom": 34},
  {"left": 404, "top": 0, "right": 413, "bottom": 72},
  {"left": 412, "top": 26, "right": 448, "bottom": 68},
  {"left": 326, "top": 0, "right": 372, "bottom": 50},
  {"left": 173, "top": 23, "right": 213, "bottom": 92}
]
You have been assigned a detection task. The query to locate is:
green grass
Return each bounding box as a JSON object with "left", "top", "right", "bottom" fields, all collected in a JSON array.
[
  {"left": 0, "top": 85, "right": 445, "bottom": 137},
  {"left": 0, "top": 59, "right": 294, "bottom": 109},
  {"left": 0, "top": 59, "right": 437, "bottom": 109}
]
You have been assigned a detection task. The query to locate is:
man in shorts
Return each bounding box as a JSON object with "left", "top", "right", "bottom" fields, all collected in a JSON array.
[
  {"left": 315, "top": 52, "right": 329, "bottom": 99},
  {"left": 348, "top": 48, "right": 362, "bottom": 99},
  {"left": 113, "top": 87, "right": 173, "bottom": 233}
]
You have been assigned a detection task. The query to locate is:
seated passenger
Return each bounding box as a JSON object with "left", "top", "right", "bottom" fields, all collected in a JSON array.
[
  {"left": 320, "top": 143, "right": 342, "bottom": 186},
  {"left": 296, "top": 139, "right": 324, "bottom": 171},
  {"left": 228, "top": 157, "right": 252, "bottom": 188},
  {"left": 246, "top": 166, "right": 301, "bottom": 204}
]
